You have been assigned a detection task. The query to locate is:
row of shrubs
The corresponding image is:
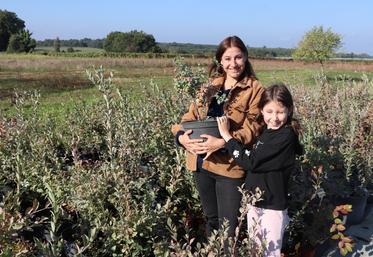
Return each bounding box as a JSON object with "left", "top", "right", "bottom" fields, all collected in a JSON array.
[
  {"left": 0, "top": 63, "right": 372, "bottom": 256},
  {"left": 32, "top": 51, "right": 213, "bottom": 59}
]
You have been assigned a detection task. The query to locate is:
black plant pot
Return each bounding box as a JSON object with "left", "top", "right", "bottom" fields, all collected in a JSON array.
[
  {"left": 181, "top": 118, "right": 221, "bottom": 140},
  {"left": 346, "top": 188, "right": 369, "bottom": 225},
  {"left": 335, "top": 188, "right": 369, "bottom": 225}
]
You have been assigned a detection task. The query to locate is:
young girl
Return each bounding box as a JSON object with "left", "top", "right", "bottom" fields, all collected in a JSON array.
[{"left": 217, "top": 84, "right": 303, "bottom": 257}]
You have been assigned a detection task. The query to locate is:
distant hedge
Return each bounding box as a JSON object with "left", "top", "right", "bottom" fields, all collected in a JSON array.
[{"left": 32, "top": 51, "right": 213, "bottom": 59}]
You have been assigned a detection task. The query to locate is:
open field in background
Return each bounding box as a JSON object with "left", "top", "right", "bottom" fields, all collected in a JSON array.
[{"left": 1, "top": 54, "right": 373, "bottom": 120}]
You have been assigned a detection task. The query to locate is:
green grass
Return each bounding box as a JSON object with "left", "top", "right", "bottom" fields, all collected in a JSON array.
[
  {"left": 1, "top": 55, "right": 372, "bottom": 122},
  {"left": 257, "top": 69, "right": 373, "bottom": 87},
  {"left": 257, "top": 69, "right": 314, "bottom": 86},
  {"left": 0, "top": 72, "right": 173, "bottom": 123}
]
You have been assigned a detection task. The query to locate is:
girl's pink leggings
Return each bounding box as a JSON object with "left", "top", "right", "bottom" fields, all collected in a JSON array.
[{"left": 247, "top": 205, "right": 289, "bottom": 257}]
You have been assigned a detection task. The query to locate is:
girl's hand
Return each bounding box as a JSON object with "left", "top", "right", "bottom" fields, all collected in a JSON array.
[
  {"left": 179, "top": 130, "right": 204, "bottom": 155},
  {"left": 217, "top": 116, "right": 233, "bottom": 142},
  {"left": 196, "top": 135, "right": 225, "bottom": 160}
]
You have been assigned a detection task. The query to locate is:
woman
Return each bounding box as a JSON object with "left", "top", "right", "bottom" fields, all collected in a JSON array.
[{"left": 171, "top": 36, "right": 264, "bottom": 237}]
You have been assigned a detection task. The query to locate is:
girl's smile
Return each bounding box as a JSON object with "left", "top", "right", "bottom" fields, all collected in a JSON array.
[{"left": 261, "top": 100, "right": 290, "bottom": 130}]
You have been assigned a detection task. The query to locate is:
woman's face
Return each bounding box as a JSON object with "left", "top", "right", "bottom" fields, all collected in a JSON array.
[{"left": 220, "top": 47, "right": 246, "bottom": 80}]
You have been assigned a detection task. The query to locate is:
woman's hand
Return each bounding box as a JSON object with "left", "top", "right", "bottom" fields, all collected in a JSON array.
[
  {"left": 178, "top": 130, "right": 204, "bottom": 155},
  {"left": 217, "top": 116, "right": 233, "bottom": 142},
  {"left": 196, "top": 135, "right": 226, "bottom": 160}
]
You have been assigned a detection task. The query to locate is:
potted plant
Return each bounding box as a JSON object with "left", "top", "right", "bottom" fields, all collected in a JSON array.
[
  {"left": 335, "top": 111, "right": 371, "bottom": 225},
  {"left": 297, "top": 100, "right": 371, "bottom": 226},
  {"left": 284, "top": 164, "right": 338, "bottom": 257},
  {"left": 323, "top": 113, "right": 371, "bottom": 225},
  {"left": 173, "top": 58, "right": 227, "bottom": 139}
]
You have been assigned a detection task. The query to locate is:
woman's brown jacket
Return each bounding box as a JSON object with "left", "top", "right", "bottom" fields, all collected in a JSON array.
[{"left": 171, "top": 76, "right": 264, "bottom": 178}]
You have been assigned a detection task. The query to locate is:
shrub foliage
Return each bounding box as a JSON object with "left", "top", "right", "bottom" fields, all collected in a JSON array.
[{"left": 0, "top": 63, "right": 371, "bottom": 256}]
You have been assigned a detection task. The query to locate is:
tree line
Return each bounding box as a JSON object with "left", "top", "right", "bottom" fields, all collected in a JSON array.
[
  {"left": 157, "top": 42, "right": 295, "bottom": 57},
  {"left": 37, "top": 38, "right": 105, "bottom": 49},
  {"left": 1, "top": 9, "right": 371, "bottom": 60},
  {"left": 35, "top": 39, "right": 296, "bottom": 57},
  {"left": 36, "top": 38, "right": 372, "bottom": 59}
]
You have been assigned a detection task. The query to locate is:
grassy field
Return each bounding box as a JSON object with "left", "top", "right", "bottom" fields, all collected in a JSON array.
[{"left": 1, "top": 53, "right": 373, "bottom": 119}]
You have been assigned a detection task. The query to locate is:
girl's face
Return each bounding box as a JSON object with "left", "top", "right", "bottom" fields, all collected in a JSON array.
[
  {"left": 261, "top": 100, "right": 290, "bottom": 130},
  {"left": 220, "top": 47, "right": 246, "bottom": 80}
]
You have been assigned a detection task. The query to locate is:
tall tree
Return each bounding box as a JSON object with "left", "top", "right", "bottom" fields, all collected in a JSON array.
[
  {"left": 0, "top": 10, "right": 25, "bottom": 51},
  {"left": 22, "top": 29, "right": 36, "bottom": 52},
  {"left": 104, "top": 30, "right": 159, "bottom": 53},
  {"left": 293, "top": 26, "right": 342, "bottom": 72}
]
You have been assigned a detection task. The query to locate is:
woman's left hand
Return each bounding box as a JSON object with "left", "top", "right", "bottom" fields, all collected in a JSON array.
[{"left": 195, "top": 135, "right": 226, "bottom": 160}]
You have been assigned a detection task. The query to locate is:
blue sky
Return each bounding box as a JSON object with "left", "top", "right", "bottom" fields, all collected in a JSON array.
[{"left": 2, "top": 0, "right": 373, "bottom": 54}]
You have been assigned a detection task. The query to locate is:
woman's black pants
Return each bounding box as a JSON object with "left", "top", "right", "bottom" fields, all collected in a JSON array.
[{"left": 194, "top": 167, "right": 244, "bottom": 238}]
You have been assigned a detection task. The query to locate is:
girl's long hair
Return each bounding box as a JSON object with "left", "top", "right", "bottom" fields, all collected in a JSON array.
[{"left": 208, "top": 36, "right": 256, "bottom": 80}]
